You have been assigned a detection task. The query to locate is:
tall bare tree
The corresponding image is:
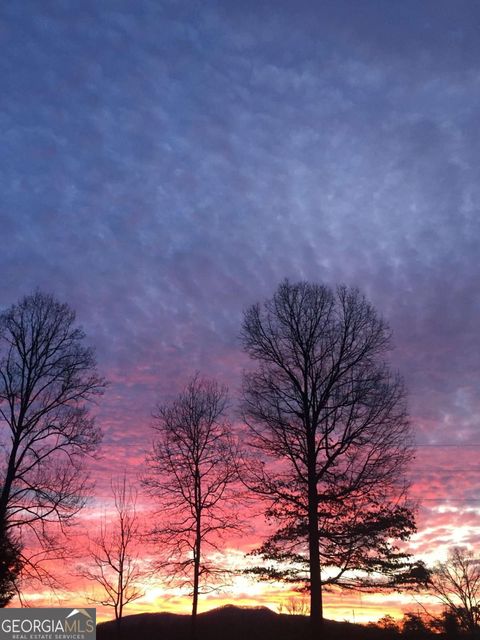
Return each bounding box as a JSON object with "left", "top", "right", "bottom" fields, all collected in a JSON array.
[
  {"left": 428, "top": 547, "right": 480, "bottom": 636},
  {"left": 241, "top": 280, "right": 416, "bottom": 635},
  {"left": 79, "top": 475, "right": 146, "bottom": 632},
  {"left": 144, "top": 374, "right": 238, "bottom": 639},
  {"left": 0, "top": 291, "right": 105, "bottom": 593}
]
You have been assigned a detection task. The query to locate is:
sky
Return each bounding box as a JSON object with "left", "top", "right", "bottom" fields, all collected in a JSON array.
[{"left": 2, "top": 0, "right": 480, "bottom": 623}]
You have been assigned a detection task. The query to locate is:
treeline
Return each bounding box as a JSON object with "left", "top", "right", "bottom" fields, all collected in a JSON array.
[
  {"left": 371, "top": 606, "right": 479, "bottom": 638},
  {"left": 0, "top": 281, "right": 478, "bottom": 639}
]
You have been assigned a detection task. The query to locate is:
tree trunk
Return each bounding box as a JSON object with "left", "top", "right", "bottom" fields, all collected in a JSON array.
[
  {"left": 0, "top": 441, "right": 20, "bottom": 527},
  {"left": 115, "top": 615, "right": 122, "bottom": 640},
  {"left": 307, "top": 441, "right": 323, "bottom": 637},
  {"left": 191, "top": 534, "right": 200, "bottom": 640},
  {"left": 117, "top": 555, "right": 124, "bottom": 624},
  {"left": 191, "top": 465, "right": 201, "bottom": 640},
  {"left": 308, "top": 503, "right": 323, "bottom": 636}
]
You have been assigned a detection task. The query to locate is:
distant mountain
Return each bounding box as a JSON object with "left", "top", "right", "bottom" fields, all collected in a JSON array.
[{"left": 97, "top": 604, "right": 388, "bottom": 640}]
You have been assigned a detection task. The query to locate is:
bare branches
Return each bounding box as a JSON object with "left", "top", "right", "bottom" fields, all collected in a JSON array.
[
  {"left": 241, "top": 280, "right": 415, "bottom": 627},
  {"left": 0, "top": 291, "right": 105, "bottom": 595},
  {"left": 143, "top": 374, "right": 239, "bottom": 632},
  {"left": 78, "top": 475, "right": 147, "bottom": 622},
  {"left": 428, "top": 547, "right": 480, "bottom": 635}
]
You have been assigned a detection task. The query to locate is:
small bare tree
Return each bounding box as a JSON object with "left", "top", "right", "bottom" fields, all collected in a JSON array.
[
  {"left": 428, "top": 547, "right": 480, "bottom": 636},
  {"left": 278, "top": 595, "right": 310, "bottom": 616},
  {"left": 0, "top": 291, "right": 105, "bottom": 594},
  {"left": 143, "top": 374, "right": 238, "bottom": 638},
  {"left": 79, "top": 475, "right": 146, "bottom": 631}
]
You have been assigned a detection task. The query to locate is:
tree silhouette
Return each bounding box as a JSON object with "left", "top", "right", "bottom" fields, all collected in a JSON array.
[
  {"left": 0, "top": 291, "right": 105, "bottom": 594},
  {"left": 374, "top": 614, "right": 400, "bottom": 635},
  {"left": 241, "top": 280, "right": 416, "bottom": 635},
  {"left": 278, "top": 595, "right": 309, "bottom": 616},
  {"left": 428, "top": 547, "right": 480, "bottom": 636},
  {"left": 143, "top": 374, "right": 239, "bottom": 639},
  {"left": 79, "top": 475, "right": 146, "bottom": 635},
  {"left": 401, "top": 611, "right": 432, "bottom": 639},
  {"left": 0, "top": 523, "right": 22, "bottom": 607}
]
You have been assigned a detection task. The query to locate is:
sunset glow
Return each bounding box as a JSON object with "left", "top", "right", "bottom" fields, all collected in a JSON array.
[{"left": 2, "top": 1, "right": 480, "bottom": 632}]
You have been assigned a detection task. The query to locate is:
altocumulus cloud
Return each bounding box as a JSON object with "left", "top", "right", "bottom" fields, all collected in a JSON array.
[{"left": 1, "top": 0, "right": 480, "bottom": 554}]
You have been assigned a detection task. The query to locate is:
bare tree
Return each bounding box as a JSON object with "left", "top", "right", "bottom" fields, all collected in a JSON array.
[
  {"left": 143, "top": 374, "right": 238, "bottom": 639},
  {"left": 79, "top": 475, "right": 146, "bottom": 633},
  {"left": 428, "top": 547, "right": 480, "bottom": 636},
  {"left": 241, "top": 280, "right": 416, "bottom": 634},
  {"left": 278, "top": 595, "right": 309, "bottom": 616},
  {"left": 0, "top": 291, "right": 105, "bottom": 593}
]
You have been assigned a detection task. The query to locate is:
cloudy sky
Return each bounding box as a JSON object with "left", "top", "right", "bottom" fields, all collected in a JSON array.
[{"left": 2, "top": 0, "right": 480, "bottom": 622}]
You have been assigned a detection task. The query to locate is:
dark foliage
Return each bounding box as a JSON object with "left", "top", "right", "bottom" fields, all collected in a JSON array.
[
  {"left": 0, "top": 524, "right": 22, "bottom": 606},
  {"left": 400, "top": 612, "right": 432, "bottom": 639}
]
